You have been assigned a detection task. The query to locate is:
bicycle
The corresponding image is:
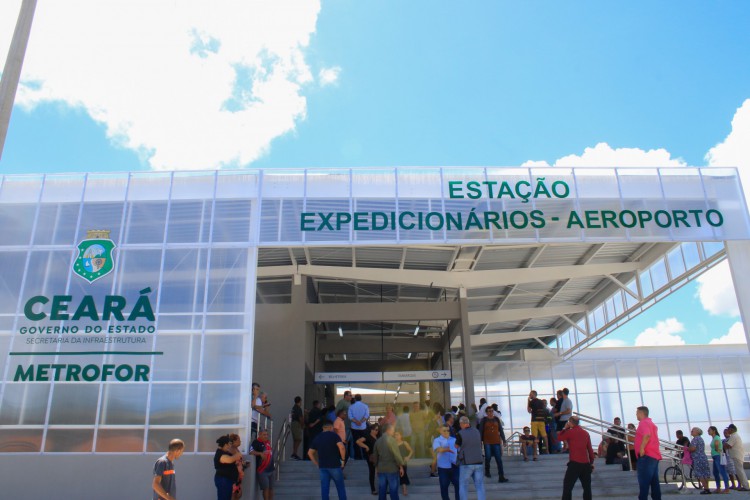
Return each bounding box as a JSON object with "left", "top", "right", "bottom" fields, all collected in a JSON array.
[{"left": 663, "top": 457, "right": 700, "bottom": 490}]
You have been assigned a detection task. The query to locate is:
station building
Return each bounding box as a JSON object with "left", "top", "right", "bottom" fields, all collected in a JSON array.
[{"left": 0, "top": 166, "right": 749, "bottom": 497}]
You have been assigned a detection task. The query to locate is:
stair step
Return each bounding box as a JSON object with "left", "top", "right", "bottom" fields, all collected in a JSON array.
[{"left": 273, "top": 455, "right": 683, "bottom": 499}]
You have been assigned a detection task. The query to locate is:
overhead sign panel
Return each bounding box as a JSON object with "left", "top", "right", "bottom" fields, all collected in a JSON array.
[
  {"left": 315, "top": 372, "right": 382, "bottom": 383},
  {"left": 383, "top": 370, "right": 452, "bottom": 382},
  {"left": 315, "top": 370, "right": 452, "bottom": 384}
]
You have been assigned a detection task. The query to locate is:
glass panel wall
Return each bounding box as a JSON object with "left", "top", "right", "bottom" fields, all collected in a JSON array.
[
  {"left": 451, "top": 348, "right": 750, "bottom": 453},
  {"left": 0, "top": 172, "right": 258, "bottom": 454}
]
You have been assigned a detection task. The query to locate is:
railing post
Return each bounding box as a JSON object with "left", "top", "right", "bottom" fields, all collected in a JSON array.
[
  {"left": 273, "top": 418, "right": 291, "bottom": 482},
  {"left": 678, "top": 461, "right": 686, "bottom": 491}
]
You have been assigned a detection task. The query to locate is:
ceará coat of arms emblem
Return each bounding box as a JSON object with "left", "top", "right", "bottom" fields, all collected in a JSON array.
[{"left": 73, "top": 230, "right": 116, "bottom": 283}]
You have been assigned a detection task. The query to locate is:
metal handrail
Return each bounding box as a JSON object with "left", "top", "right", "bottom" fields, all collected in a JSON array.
[
  {"left": 506, "top": 431, "right": 521, "bottom": 441},
  {"left": 259, "top": 414, "right": 274, "bottom": 440},
  {"left": 505, "top": 431, "right": 522, "bottom": 455},
  {"left": 574, "top": 412, "right": 686, "bottom": 489},
  {"left": 574, "top": 412, "right": 683, "bottom": 458},
  {"left": 274, "top": 417, "right": 291, "bottom": 481}
]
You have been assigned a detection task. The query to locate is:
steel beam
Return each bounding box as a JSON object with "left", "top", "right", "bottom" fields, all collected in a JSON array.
[
  {"left": 450, "top": 328, "right": 561, "bottom": 348},
  {"left": 302, "top": 301, "right": 461, "bottom": 322},
  {"left": 318, "top": 337, "right": 444, "bottom": 355},
  {"left": 255, "top": 262, "right": 642, "bottom": 288},
  {"left": 468, "top": 305, "right": 587, "bottom": 325},
  {"left": 725, "top": 241, "right": 750, "bottom": 352},
  {"left": 0, "top": 0, "right": 37, "bottom": 160}
]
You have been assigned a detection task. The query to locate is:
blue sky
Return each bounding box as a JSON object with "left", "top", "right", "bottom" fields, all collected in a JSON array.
[{"left": 1, "top": 0, "right": 749, "bottom": 346}]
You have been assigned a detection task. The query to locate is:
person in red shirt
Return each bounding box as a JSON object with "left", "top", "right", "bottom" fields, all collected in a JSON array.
[
  {"left": 557, "top": 416, "right": 594, "bottom": 500},
  {"left": 634, "top": 406, "right": 662, "bottom": 500}
]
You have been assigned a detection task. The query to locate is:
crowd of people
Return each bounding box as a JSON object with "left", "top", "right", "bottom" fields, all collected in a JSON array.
[
  {"left": 307, "top": 413, "right": 501, "bottom": 500},
  {"left": 303, "top": 391, "right": 516, "bottom": 500},
  {"left": 209, "top": 382, "right": 279, "bottom": 500},
  {"left": 150, "top": 382, "right": 748, "bottom": 500},
  {"left": 676, "top": 423, "right": 749, "bottom": 494}
]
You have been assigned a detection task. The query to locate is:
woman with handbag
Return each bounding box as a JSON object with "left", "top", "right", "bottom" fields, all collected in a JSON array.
[
  {"left": 357, "top": 423, "right": 381, "bottom": 495},
  {"left": 708, "top": 426, "right": 730, "bottom": 494}
]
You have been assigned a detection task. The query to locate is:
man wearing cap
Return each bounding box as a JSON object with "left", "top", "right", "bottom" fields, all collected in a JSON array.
[
  {"left": 557, "top": 416, "right": 594, "bottom": 500},
  {"left": 725, "top": 424, "right": 749, "bottom": 491}
]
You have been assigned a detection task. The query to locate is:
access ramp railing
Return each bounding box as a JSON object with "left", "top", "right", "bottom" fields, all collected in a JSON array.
[
  {"left": 273, "top": 416, "right": 291, "bottom": 481},
  {"left": 574, "top": 412, "right": 687, "bottom": 489}
]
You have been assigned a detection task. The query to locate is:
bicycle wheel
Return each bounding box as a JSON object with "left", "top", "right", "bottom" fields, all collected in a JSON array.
[{"left": 663, "top": 466, "right": 685, "bottom": 489}]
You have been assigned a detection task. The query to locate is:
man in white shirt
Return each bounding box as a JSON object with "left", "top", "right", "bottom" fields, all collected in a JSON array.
[
  {"left": 477, "top": 398, "right": 488, "bottom": 419},
  {"left": 348, "top": 394, "right": 370, "bottom": 460},
  {"left": 251, "top": 382, "right": 271, "bottom": 438},
  {"left": 554, "top": 388, "right": 574, "bottom": 452},
  {"left": 396, "top": 405, "right": 413, "bottom": 443},
  {"left": 725, "top": 424, "right": 749, "bottom": 491}
]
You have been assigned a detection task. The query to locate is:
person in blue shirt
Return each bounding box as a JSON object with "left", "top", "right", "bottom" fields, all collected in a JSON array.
[
  {"left": 433, "top": 425, "right": 459, "bottom": 500},
  {"left": 348, "top": 394, "right": 370, "bottom": 460}
]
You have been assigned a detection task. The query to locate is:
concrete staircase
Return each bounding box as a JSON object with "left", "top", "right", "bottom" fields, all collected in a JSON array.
[{"left": 271, "top": 453, "right": 683, "bottom": 499}]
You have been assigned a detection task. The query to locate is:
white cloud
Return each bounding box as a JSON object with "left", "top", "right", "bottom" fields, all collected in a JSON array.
[
  {"left": 591, "top": 338, "right": 628, "bottom": 348},
  {"left": 520, "top": 160, "right": 551, "bottom": 167},
  {"left": 523, "top": 142, "right": 687, "bottom": 168},
  {"left": 319, "top": 66, "right": 341, "bottom": 87},
  {"left": 634, "top": 318, "right": 687, "bottom": 346},
  {"left": 709, "top": 321, "right": 747, "bottom": 345},
  {"left": 0, "top": 0, "right": 322, "bottom": 170},
  {"left": 706, "top": 99, "right": 750, "bottom": 201},
  {"left": 696, "top": 261, "right": 739, "bottom": 317}
]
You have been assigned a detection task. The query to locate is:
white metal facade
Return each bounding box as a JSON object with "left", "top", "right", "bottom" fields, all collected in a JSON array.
[{"left": 0, "top": 167, "right": 748, "bottom": 454}]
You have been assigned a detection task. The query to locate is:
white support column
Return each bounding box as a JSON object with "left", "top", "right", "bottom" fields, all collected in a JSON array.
[
  {"left": 458, "top": 287, "right": 476, "bottom": 409},
  {"left": 724, "top": 240, "right": 750, "bottom": 352},
  {"left": 0, "top": 0, "right": 37, "bottom": 160}
]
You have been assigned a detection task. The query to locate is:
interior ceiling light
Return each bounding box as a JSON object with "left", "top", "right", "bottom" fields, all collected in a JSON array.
[
  {"left": 413, "top": 326, "right": 420, "bottom": 336},
  {"left": 338, "top": 326, "right": 343, "bottom": 337}
]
